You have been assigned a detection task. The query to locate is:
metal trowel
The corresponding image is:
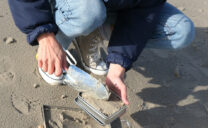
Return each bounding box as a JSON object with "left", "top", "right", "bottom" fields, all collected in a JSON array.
[
  {"left": 63, "top": 65, "right": 110, "bottom": 100},
  {"left": 63, "top": 50, "right": 110, "bottom": 100}
]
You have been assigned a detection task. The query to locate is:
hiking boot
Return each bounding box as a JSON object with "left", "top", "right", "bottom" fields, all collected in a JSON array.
[{"left": 73, "top": 28, "right": 108, "bottom": 76}]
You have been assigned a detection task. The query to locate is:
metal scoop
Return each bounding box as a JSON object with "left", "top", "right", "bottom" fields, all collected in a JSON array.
[
  {"left": 63, "top": 50, "right": 110, "bottom": 100},
  {"left": 63, "top": 65, "right": 110, "bottom": 100}
]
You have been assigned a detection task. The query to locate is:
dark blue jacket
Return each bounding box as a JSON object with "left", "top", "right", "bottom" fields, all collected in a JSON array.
[{"left": 8, "top": 0, "right": 165, "bottom": 70}]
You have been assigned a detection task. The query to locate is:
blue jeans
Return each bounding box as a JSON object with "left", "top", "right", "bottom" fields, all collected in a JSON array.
[
  {"left": 50, "top": 0, "right": 106, "bottom": 49},
  {"left": 146, "top": 3, "right": 195, "bottom": 49},
  {"left": 51, "top": 0, "right": 195, "bottom": 50}
]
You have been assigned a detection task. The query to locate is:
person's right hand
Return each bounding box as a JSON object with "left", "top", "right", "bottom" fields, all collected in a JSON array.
[
  {"left": 37, "top": 33, "right": 68, "bottom": 76},
  {"left": 106, "top": 63, "right": 129, "bottom": 105}
]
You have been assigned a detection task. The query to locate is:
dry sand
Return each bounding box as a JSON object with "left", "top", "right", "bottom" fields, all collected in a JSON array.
[{"left": 0, "top": 0, "right": 208, "bottom": 128}]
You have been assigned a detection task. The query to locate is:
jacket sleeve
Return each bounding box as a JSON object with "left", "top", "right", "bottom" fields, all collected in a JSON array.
[
  {"left": 104, "top": 0, "right": 165, "bottom": 10},
  {"left": 8, "top": 0, "right": 58, "bottom": 45},
  {"left": 104, "top": 0, "right": 141, "bottom": 9},
  {"left": 106, "top": 3, "right": 164, "bottom": 71}
]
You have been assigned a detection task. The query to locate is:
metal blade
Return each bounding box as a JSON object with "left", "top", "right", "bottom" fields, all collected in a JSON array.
[{"left": 64, "top": 65, "right": 110, "bottom": 100}]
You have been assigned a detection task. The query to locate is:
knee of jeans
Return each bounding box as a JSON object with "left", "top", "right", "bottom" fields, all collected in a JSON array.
[
  {"left": 172, "top": 17, "right": 195, "bottom": 49},
  {"left": 78, "top": 0, "right": 106, "bottom": 35},
  {"left": 60, "top": 0, "right": 106, "bottom": 37},
  {"left": 79, "top": 10, "right": 106, "bottom": 35}
]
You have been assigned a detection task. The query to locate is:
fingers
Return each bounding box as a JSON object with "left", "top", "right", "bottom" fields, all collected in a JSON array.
[
  {"left": 106, "top": 77, "right": 118, "bottom": 93},
  {"left": 39, "top": 57, "right": 63, "bottom": 76},
  {"left": 42, "top": 59, "right": 48, "bottom": 72},
  {"left": 38, "top": 59, "right": 43, "bottom": 68},
  {"left": 112, "top": 83, "right": 129, "bottom": 105},
  {"left": 39, "top": 46, "right": 48, "bottom": 72},
  {"left": 55, "top": 59, "right": 62, "bottom": 76},
  {"left": 48, "top": 59, "right": 55, "bottom": 75},
  {"left": 63, "top": 54, "right": 68, "bottom": 71},
  {"left": 106, "top": 77, "right": 129, "bottom": 105},
  {"left": 120, "top": 83, "right": 129, "bottom": 105},
  {"left": 116, "top": 79, "right": 129, "bottom": 105},
  {"left": 110, "top": 84, "right": 121, "bottom": 97},
  {"left": 38, "top": 54, "right": 64, "bottom": 76}
]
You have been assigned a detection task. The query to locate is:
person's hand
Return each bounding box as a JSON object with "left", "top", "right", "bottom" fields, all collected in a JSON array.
[
  {"left": 105, "top": 63, "right": 129, "bottom": 105},
  {"left": 37, "top": 33, "right": 68, "bottom": 76}
]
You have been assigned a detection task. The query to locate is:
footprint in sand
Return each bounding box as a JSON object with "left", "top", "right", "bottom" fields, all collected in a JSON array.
[
  {"left": 0, "top": 57, "right": 15, "bottom": 86},
  {"left": 0, "top": 71, "right": 15, "bottom": 86},
  {"left": 11, "top": 93, "right": 39, "bottom": 115},
  {"left": 0, "top": 72, "right": 14, "bottom": 81},
  {"left": 0, "top": 57, "right": 12, "bottom": 72}
]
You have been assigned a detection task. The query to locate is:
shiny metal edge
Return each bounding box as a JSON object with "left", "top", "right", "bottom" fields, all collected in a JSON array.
[
  {"left": 75, "top": 97, "right": 106, "bottom": 126},
  {"left": 75, "top": 93, "right": 127, "bottom": 125}
]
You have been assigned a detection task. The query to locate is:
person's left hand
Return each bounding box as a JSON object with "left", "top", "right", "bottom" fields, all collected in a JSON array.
[
  {"left": 105, "top": 63, "right": 129, "bottom": 105},
  {"left": 37, "top": 33, "right": 68, "bottom": 76}
]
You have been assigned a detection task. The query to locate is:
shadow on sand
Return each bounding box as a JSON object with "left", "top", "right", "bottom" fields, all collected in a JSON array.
[{"left": 130, "top": 27, "right": 208, "bottom": 128}]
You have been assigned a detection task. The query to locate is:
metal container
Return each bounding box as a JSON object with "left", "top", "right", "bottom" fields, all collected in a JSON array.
[{"left": 74, "top": 92, "right": 127, "bottom": 126}]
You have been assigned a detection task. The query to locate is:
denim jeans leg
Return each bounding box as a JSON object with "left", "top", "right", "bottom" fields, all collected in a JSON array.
[
  {"left": 51, "top": 0, "right": 106, "bottom": 50},
  {"left": 146, "top": 3, "right": 195, "bottom": 49}
]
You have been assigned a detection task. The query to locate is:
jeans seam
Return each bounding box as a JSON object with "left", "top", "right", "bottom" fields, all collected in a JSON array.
[
  {"left": 57, "top": 0, "right": 72, "bottom": 26},
  {"left": 151, "top": 22, "right": 169, "bottom": 41},
  {"left": 164, "top": 24, "right": 172, "bottom": 40}
]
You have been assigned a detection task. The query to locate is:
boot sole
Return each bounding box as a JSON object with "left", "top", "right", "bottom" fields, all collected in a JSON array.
[{"left": 38, "top": 68, "right": 64, "bottom": 86}]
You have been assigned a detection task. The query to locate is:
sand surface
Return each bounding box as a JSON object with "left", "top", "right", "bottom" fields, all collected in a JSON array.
[
  {"left": 0, "top": 0, "right": 208, "bottom": 128},
  {"left": 44, "top": 107, "right": 111, "bottom": 128},
  {"left": 82, "top": 92, "right": 124, "bottom": 116}
]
